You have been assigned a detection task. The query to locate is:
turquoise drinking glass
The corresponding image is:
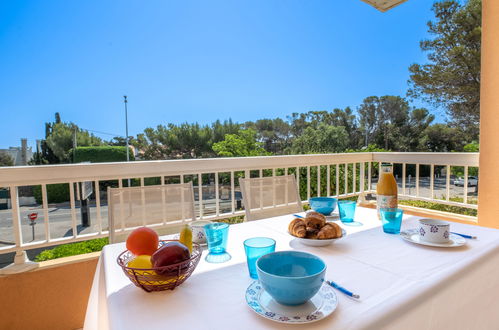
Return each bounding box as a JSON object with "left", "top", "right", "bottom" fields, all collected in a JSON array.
[
  {"left": 204, "top": 223, "right": 231, "bottom": 263},
  {"left": 243, "top": 237, "right": 276, "bottom": 279},
  {"left": 338, "top": 200, "right": 356, "bottom": 223},
  {"left": 380, "top": 208, "right": 404, "bottom": 234}
]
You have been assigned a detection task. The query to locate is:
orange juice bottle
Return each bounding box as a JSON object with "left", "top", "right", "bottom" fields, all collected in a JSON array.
[{"left": 376, "top": 163, "right": 398, "bottom": 219}]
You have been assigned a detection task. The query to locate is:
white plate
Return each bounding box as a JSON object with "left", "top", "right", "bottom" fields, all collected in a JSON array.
[
  {"left": 291, "top": 229, "right": 347, "bottom": 247},
  {"left": 245, "top": 281, "right": 338, "bottom": 324},
  {"left": 400, "top": 229, "right": 466, "bottom": 248}
]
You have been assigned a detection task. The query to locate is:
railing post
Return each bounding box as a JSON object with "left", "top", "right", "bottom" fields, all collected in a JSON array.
[
  {"left": 368, "top": 162, "right": 372, "bottom": 191},
  {"left": 0, "top": 186, "right": 38, "bottom": 275},
  {"left": 317, "top": 166, "right": 321, "bottom": 197},
  {"left": 360, "top": 162, "right": 365, "bottom": 193},
  {"left": 402, "top": 163, "right": 406, "bottom": 196},
  {"left": 230, "top": 171, "right": 235, "bottom": 213},
  {"left": 327, "top": 165, "right": 331, "bottom": 196}
]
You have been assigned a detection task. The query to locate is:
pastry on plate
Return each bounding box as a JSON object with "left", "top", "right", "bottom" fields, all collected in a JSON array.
[
  {"left": 317, "top": 222, "right": 342, "bottom": 239},
  {"left": 288, "top": 218, "right": 307, "bottom": 238},
  {"left": 304, "top": 211, "right": 326, "bottom": 231}
]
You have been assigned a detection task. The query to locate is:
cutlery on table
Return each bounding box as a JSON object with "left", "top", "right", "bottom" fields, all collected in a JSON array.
[
  {"left": 326, "top": 280, "right": 360, "bottom": 299},
  {"left": 293, "top": 214, "right": 304, "bottom": 219},
  {"left": 450, "top": 232, "right": 477, "bottom": 239}
]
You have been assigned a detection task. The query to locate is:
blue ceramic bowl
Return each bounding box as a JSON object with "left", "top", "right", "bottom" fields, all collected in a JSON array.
[
  {"left": 256, "top": 251, "right": 326, "bottom": 306},
  {"left": 309, "top": 197, "right": 338, "bottom": 216}
]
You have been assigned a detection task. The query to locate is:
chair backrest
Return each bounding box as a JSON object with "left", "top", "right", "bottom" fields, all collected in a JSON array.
[
  {"left": 107, "top": 182, "right": 196, "bottom": 243},
  {"left": 239, "top": 175, "right": 303, "bottom": 221}
]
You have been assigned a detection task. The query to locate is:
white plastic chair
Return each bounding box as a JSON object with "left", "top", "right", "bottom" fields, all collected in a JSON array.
[
  {"left": 107, "top": 182, "right": 196, "bottom": 243},
  {"left": 239, "top": 175, "right": 303, "bottom": 221}
]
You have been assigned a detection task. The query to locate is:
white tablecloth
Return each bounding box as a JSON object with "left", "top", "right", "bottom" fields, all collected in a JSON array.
[{"left": 84, "top": 207, "right": 499, "bottom": 330}]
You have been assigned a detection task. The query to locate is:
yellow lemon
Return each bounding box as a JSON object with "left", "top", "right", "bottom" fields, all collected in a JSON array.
[
  {"left": 127, "top": 255, "right": 168, "bottom": 287},
  {"left": 127, "top": 255, "right": 156, "bottom": 277},
  {"left": 179, "top": 225, "right": 193, "bottom": 253},
  {"left": 128, "top": 255, "right": 153, "bottom": 269}
]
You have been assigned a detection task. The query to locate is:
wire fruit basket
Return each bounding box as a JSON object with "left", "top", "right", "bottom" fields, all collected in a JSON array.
[{"left": 117, "top": 240, "right": 202, "bottom": 292}]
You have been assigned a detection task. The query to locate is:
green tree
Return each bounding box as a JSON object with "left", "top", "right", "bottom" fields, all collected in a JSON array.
[
  {"left": 31, "top": 113, "right": 63, "bottom": 164},
  {"left": 108, "top": 136, "right": 136, "bottom": 146},
  {"left": 34, "top": 113, "right": 104, "bottom": 164},
  {"left": 136, "top": 123, "right": 214, "bottom": 160},
  {"left": 211, "top": 119, "right": 241, "bottom": 144},
  {"left": 246, "top": 118, "right": 292, "bottom": 154},
  {"left": 358, "top": 95, "right": 419, "bottom": 150},
  {"left": 358, "top": 96, "right": 380, "bottom": 147},
  {"left": 377, "top": 96, "right": 410, "bottom": 150},
  {"left": 408, "top": 0, "right": 481, "bottom": 138},
  {"left": 400, "top": 108, "right": 435, "bottom": 151},
  {"left": 463, "top": 141, "right": 479, "bottom": 152},
  {"left": 330, "top": 107, "right": 361, "bottom": 149},
  {"left": 212, "top": 129, "right": 269, "bottom": 157},
  {"left": 290, "top": 124, "right": 349, "bottom": 154},
  {"left": 420, "top": 124, "right": 465, "bottom": 152},
  {"left": 0, "top": 152, "right": 14, "bottom": 166},
  {"left": 287, "top": 112, "right": 310, "bottom": 137},
  {"left": 46, "top": 122, "right": 103, "bottom": 162}
]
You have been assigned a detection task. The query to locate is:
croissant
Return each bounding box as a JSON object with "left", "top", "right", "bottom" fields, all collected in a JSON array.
[
  {"left": 304, "top": 212, "right": 326, "bottom": 231},
  {"left": 305, "top": 229, "right": 319, "bottom": 239},
  {"left": 288, "top": 218, "right": 307, "bottom": 238},
  {"left": 317, "top": 222, "right": 342, "bottom": 239}
]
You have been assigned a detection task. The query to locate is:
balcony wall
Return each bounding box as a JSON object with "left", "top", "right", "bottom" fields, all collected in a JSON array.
[
  {"left": 479, "top": 0, "right": 499, "bottom": 228},
  {"left": 0, "top": 254, "right": 98, "bottom": 330}
]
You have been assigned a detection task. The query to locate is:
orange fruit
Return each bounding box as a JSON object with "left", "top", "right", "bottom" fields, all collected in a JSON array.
[{"left": 126, "top": 227, "right": 159, "bottom": 256}]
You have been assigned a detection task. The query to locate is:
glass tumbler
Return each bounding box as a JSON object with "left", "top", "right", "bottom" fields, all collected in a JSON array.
[
  {"left": 243, "top": 237, "right": 276, "bottom": 279},
  {"left": 380, "top": 208, "right": 404, "bottom": 234},
  {"left": 204, "top": 223, "right": 231, "bottom": 263},
  {"left": 338, "top": 200, "right": 357, "bottom": 223}
]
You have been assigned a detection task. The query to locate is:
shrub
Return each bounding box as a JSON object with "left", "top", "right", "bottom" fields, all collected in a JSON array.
[
  {"left": 72, "top": 146, "right": 134, "bottom": 163},
  {"left": 215, "top": 215, "right": 245, "bottom": 224},
  {"left": 399, "top": 199, "right": 477, "bottom": 216},
  {"left": 33, "top": 183, "right": 70, "bottom": 204},
  {"left": 34, "top": 238, "right": 108, "bottom": 261}
]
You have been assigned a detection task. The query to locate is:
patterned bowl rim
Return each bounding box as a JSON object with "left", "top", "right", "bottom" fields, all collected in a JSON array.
[{"left": 419, "top": 219, "right": 449, "bottom": 227}]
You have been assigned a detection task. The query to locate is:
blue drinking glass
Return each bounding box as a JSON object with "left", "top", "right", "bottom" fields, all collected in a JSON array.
[
  {"left": 204, "top": 222, "right": 231, "bottom": 263},
  {"left": 380, "top": 208, "right": 404, "bottom": 234},
  {"left": 243, "top": 237, "right": 276, "bottom": 279},
  {"left": 338, "top": 200, "right": 356, "bottom": 223}
]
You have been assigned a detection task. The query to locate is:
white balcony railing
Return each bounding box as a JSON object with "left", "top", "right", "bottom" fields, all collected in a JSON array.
[{"left": 0, "top": 152, "right": 479, "bottom": 272}]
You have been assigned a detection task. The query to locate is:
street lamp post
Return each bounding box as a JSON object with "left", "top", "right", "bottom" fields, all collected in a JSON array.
[
  {"left": 124, "top": 96, "right": 131, "bottom": 187},
  {"left": 124, "top": 95, "right": 130, "bottom": 162}
]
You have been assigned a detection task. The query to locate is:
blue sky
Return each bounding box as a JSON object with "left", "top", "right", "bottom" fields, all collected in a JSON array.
[{"left": 0, "top": 0, "right": 439, "bottom": 149}]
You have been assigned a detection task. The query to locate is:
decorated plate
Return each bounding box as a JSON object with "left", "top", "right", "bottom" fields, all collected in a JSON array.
[
  {"left": 291, "top": 229, "right": 347, "bottom": 247},
  {"left": 245, "top": 281, "right": 338, "bottom": 324},
  {"left": 400, "top": 229, "right": 466, "bottom": 248}
]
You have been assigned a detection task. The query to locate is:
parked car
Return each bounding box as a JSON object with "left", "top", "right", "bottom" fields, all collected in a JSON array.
[{"left": 453, "top": 176, "right": 478, "bottom": 187}]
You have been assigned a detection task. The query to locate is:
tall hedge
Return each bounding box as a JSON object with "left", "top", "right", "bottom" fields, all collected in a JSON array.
[
  {"left": 33, "top": 183, "right": 70, "bottom": 204},
  {"left": 72, "top": 146, "right": 134, "bottom": 163}
]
